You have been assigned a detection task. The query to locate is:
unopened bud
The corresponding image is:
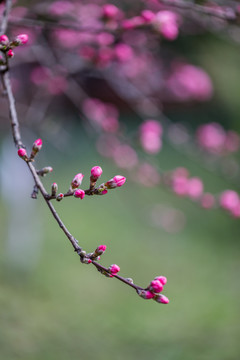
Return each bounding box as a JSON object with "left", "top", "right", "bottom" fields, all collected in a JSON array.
[
  {"left": 137, "top": 289, "right": 154, "bottom": 299},
  {"left": 105, "top": 175, "right": 126, "bottom": 189},
  {"left": 154, "top": 276, "right": 167, "bottom": 285},
  {"left": 0, "top": 34, "right": 9, "bottom": 46},
  {"left": 71, "top": 173, "right": 84, "bottom": 189},
  {"left": 7, "top": 49, "right": 14, "bottom": 58},
  {"left": 126, "top": 278, "right": 134, "bottom": 284},
  {"left": 17, "top": 148, "right": 28, "bottom": 161},
  {"left": 31, "top": 138, "right": 42, "bottom": 158},
  {"left": 109, "top": 264, "right": 120, "bottom": 275},
  {"left": 95, "top": 244, "right": 107, "bottom": 256},
  {"left": 15, "top": 34, "right": 29, "bottom": 45},
  {"left": 153, "top": 294, "right": 169, "bottom": 304},
  {"left": 51, "top": 182, "right": 58, "bottom": 197},
  {"left": 74, "top": 189, "right": 85, "bottom": 199},
  {"left": 149, "top": 280, "right": 163, "bottom": 293},
  {"left": 37, "top": 166, "right": 53, "bottom": 176},
  {"left": 90, "top": 166, "right": 103, "bottom": 182},
  {"left": 56, "top": 193, "right": 64, "bottom": 201}
]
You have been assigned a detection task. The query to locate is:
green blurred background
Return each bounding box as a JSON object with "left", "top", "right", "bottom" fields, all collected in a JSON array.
[{"left": 1, "top": 19, "right": 240, "bottom": 360}]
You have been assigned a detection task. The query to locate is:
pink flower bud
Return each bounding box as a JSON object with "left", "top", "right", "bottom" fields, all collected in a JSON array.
[
  {"left": 97, "top": 244, "right": 107, "bottom": 252},
  {"left": 101, "top": 189, "right": 108, "bottom": 195},
  {"left": 155, "top": 276, "right": 167, "bottom": 285},
  {"left": 0, "top": 34, "right": 9, "bottom": 45},
  {"left": 7, "top": 49, "right": 14, "bottom": 58},
  {"left": 74, "top": 189, "right": 85, "bottom": 199},
  {"left": 71, "top": 173, "right": 84, "bottom": 189},
  {"left": 91, "top": 166, "right": 103, "bottom": 180},
  {"left": 31, "top": 139, "right": 42, "bottom": 158},
  {"left": 149, "top": 280, "right": 163, "bottom": 293},
  {"left": 56, "top": 193, "right": 64, "bottom": 201},
  {"left": 18, "top": 148, "right": 27, "bottom": 159},
  {"left": 105, "top": 175, "right": 126, "bottom": 189},
  {"left": 16, "top": 34, "right": 28, "bottom": 45},
  {"left": 154, "top": 294, "right": 169, "bottom": 304},
  {"left": 137, "top": 290, "right": 155, "bottom": 299},
  {"left": 109, "top": 264, "right": 120, "bottom": 275}
]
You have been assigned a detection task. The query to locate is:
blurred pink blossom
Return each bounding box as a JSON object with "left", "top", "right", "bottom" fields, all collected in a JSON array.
[
  {"left": 48, "top": 1, "right": 74, "bottom": 16},
  {"left": 153, "top": 11, "right": 180, "bottom": 40},
  {"left": 167, "top": 64, "right": 213, "bottom": 101},
  {"left": 220, "top": 190, "right": 239, "bottom": 211},
  {"left": 135, "top": 163, "right": 161, "bottom": 187},
  {"left": 114, "top": 43, "right": 134, "bottom": 62},
  {"left": 187, "top": 177, "right": 204, "bottom": 200},
  {"left": 197, "top": 123, "right": 226, "bottom": 154},
  {"left": 113, "top": 144, "right": 138, "bottom": 169},
  {"left": 140, "top": 120, "right": 163, "bottom": 154},
  {"left": 201, "top": 193, "right": 215, "bottom": 209}
]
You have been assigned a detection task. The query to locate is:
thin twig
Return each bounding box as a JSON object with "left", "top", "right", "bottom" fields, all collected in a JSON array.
[
  {"left": 0, "top": 0, "right": 145, "bottom": 296},
  {"left": 0, "top": 0, "right": 12, "bottom": 35}
]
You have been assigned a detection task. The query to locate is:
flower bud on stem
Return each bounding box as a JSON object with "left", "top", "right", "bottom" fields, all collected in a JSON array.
[
  {"left": 30, "top": 138, "right": 42, "bottom": 160},
  {"left": 17, "top": 148, "right": 28, "bottom": 161},
  {"left": 51, "top": 183, "right": 58, "bottom": 197},
  {"left": 37, "top": 166, "right": 53, "bottom": 176}
]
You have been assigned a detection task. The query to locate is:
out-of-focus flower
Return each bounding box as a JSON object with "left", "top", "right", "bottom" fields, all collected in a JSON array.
[{"left": 167, "top": 64, "right": 213, "bottom": 101}]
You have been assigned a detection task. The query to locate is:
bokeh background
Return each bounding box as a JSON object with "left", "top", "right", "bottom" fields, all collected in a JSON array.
[{"left": 1, "top": 1, "right": 240, "bottom": 360}]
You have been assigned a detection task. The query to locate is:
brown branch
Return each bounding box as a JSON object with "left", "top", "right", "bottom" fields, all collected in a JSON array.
[
  {"left": 1, "top": 66, "right": 145, "bottom": 291},
  {"left": 0, "top": 0, "right": 12, "bottom": 35},
  {"left": 160, "top": 0, "right": 237, "bottom": 21},
  {"left": 0, "top": 0, "right": 146, "bottom": 298}
]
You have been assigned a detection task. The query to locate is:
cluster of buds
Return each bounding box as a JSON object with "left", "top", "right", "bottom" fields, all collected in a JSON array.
[
  {"left": 48, "top": 165, "right": 126, "bottom": 202},
  {"left": 18, "top": 138, "right": 43, "bottom": 162},
  {"left": 0, "top": 34, "right": 28, "bottom": 60},
  {"left": 137, "top": 276, "right": 169, "bottom": 304}
]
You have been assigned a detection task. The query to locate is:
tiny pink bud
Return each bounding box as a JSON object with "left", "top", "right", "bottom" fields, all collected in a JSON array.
[
  {"left": 33, "top": 138, "right": 42, "bottom": 150},
  {"left": 137, "top": 290, "right": 155, "bottom": 299},
  {"left": 155, "top": 276, "right": 167, "bottom": 285},
  {"left": 74, "top": 189, "right": 85, "bottom": 199},
  {"left": 31, "top": 138, "right": 42, "bottom": 158},
  {"left": 0, "top": 34, "right": 9, "bottom": 45},
  {"left": 154, "top": 294, "right": 169, "bottom": 304},
  {"left": 18, "top": 148, "right": 27, "bottom": 159},
  {"left": 91, "top": 166, "right": 103, "bottom": 180},
  {"left": 71, "top": 173, "right": 84, "bottom": 189},
  {"left": 95, "top": 244, "right": 107, "bottom": 255},
  {"left": 56, "top": 193, "right": 64, "bottom": 201},
  {"left": 7, "top": 49, "right": 14, "bottom": 58},
  {"left": 109, "top": 264, "right": 120, "bottom": 275},
  {"left": 105, "top": 175, "right": 126, "bottom": 189},
  {"left": 16, "top": 34, "right": 28, "bottom": 45},
  {"left": 101, "top": 189, "right": 108, "bottom": 195},
  {"left": 149, "top": 280, "right": 163, "bottom": 293},
  {"left": 88, "top": 259, "right": 92, "bottom": 264}
]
